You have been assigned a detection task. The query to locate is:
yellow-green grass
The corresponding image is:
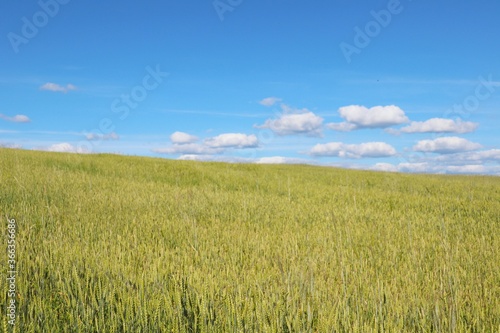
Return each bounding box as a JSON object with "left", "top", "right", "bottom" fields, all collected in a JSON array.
[{"left": 1, "top": 148, "right": 499, "bottom": 332}]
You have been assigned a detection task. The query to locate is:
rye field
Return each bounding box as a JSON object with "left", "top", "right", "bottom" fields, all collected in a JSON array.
[{"left": 0, "top": 148, "right": 499, "bottom": 332}]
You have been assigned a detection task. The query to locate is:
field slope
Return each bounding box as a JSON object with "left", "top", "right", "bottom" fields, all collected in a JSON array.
[{"left": 1, "top": 148, "right": 499, "bottom": 332}]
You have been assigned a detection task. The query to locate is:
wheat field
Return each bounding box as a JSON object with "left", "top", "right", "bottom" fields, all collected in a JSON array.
[{"left": 1, "top": 148, "right": 499, "bottom": 332}]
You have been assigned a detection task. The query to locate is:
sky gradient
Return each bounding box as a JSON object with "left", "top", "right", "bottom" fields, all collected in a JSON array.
[{"left": 1, "top": 0, "right": 499, "bottom": 174}]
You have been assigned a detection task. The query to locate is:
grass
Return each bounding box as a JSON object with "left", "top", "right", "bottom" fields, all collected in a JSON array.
[{"left": 0, "top": 147, "right": 499, "bottom": 332}]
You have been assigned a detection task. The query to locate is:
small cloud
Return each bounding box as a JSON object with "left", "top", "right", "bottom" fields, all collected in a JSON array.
[
  {"left": 85, "top": 132, "right": 119, "bottom": 141},
  {"left": 394, "top": 118, "right": 478, "bottom": 134},
  {"left": 370, "top": 163, "right": 399, "bottom": 172},
  {"left": 413, "top": 137, "right": 482, "bottom": 154},
  {"left": 445, "top": 165, "right": 488, "bottom": 174},
  {"left": 326, "top": 122, "right": 357, "bottom": 132},
  {"left": 177, "top": 155, "right": 252, "bottom": 163},
  {"left": 259, "top": 97, "right": 282, "bottom": 107},
  {"left": 309, "top": 141, "right": 397, "bottom": 158},
  {"left": 153, "top": 143, "right": 222, "bottom": 155},
  {"left": 0, "top": 142, "right": 22, "bottom": 149},
  {"left": 170, "top": 131, "right": 199, "bottom": 144},
  {"left": 256, "top": 104, "right": 323, "bottom": 136},
  {"left": 397, "top": 162, "right": 432, "bottom": 173},
  {"left": 428, "top": 149, "right": 500, "bottom": 165},
  {"left": 255, "top": 156, "right": 307, "bottom": 164},
  {"left": 47, "top": 143, "right": 89, "bottom": 153},
  {"left": 391, "top": 161, "right": 500, "bottom": 175},
  {"left": 205, "top": 133, "right": 258, "bottom": 148},
  {"left": 327, "top": 105, "right": 409, "bottom": 131},
  {"left": 0, "top": 114, "right": 31, "bottom": 123},
  {"left": 154, "top": 133, "right": 258, "bottom": 155},
  {"left": 40, "top": 82, "right": 77, "bottom": 93}
]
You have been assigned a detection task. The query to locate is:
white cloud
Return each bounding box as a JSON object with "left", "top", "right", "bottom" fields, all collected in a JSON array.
[
  {"left": 40, "top": 82, "right": 77, "bottom": 93},
  {"left": 396, "top": 118, "right": 478, "bottom": 134},
  {"left": 256, "top": 105, "right": 323, "bottom": 136},
  {"left": 154, "top": 132, "right": 258, "bottom": 156},
  {"left": 310, "top": 141, "right": 397, "bottom": 158},
  {"left": 255, "top": 156, "right": 288, "bottom": 164},
  {"left": 413, "top": 137, "right": 482, "bottom": 154},
  {"left": 255, "top": 156, "right": 307, "bottom": 164},
  {"left": 444, "top": 165, "right": 500, "bottom": 175},
  {"left": 170, "top": 131, "right": 198, "bottom": 144},
  {"left": 0, "top": 142, "right": 22, "bottom": 149},
  {"left": 370, "top": 163, "right": 399, "bottom": 172},
  {"left": 205, "top": 133, "right": 258, "bottom": 148},
  {"left": 397, "top": 162, "right": 432, "bottom": 173},
  {"left": 85, "top": 132, "right": 119, "bottom": 141},
  {"left": 327, "top": 122, "right": 357, "bottom": 132},
  {"left": 153, "top": 143, "right": 222, "bottom": 155},
  {"left": 47, "top": 143, "right": 89, "bottom": 153},
  {"left": 436, "top": 149, "right": 500, "bottom": 163},
  {"left": 0, "top": 114, "right": 31, "bottom": 123},
  {"left": 309, "top": 142, "right": 344, "bottom": 156},
  {"left": 177, "top": 155, "right": 253, "bottom": 163},
  {"left": 259, "top": 97, "right": 282, "bottom": 107},
  {"left": 327, "top": 105, "right": 409, "bottom": 131},
  {"left": 374, "top": 161, "right": 500, "bottom": 175},
  {"left": 417, "top": 149, "right": 500, "bottom": 167},
  {"left": 445, "top": 165, "right": 489, "bottom": 174}
]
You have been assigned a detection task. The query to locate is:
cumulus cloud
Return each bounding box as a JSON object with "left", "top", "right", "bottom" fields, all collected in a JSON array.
[
  {"left": 47, "top": 143, "right": 89, "bottom": 153},
  {"left": 85, "top": 132, "right": 119, "bottom": 141},
  {"left": 397, "top": 162, "right": 432, "bottom": 173},
  {"left": 414, "top": 149, "right": 500, "bottom": 168},
  {"left": 413, "top": 137, "right": 482, "bottom": 154},
  {"left": 40, "top": 82, "right": 77, "bottom": 93},
  {"left": 259, "top": 97, "right": 282, "bottom": 107},
  {"left": 177, "top": 155, "right": 254, "bottom": 163},
  {"left": 327, "top": 122, "right": 357, "bottom": 132},
  {"left": 255, "top": 156, "right": 308, "bottom": 164},
  {"left": 0, "top": 114, "right": 31, "bottom": 123},
  {"left": 0, "top": 142, "right": 22, "bottom": 149},
  {"left": 394, "top": 118, "right": 478, "bottom": 134},
  {"left": 445, "top": 165, "right": 489, "bottom": 174},
  {"left": 371, "top": 161, "right": 500, "bottom": 175},
  {"left": 170, "top": 131, "right": 199, "bottom": 144},
  {"left": 154, "top": 132, "right": 258, "bottom": 156},
  {"left": 442, "top": 164, "right": 500, "bottom": 175},
  {"left": 309, "top": 141, "right": 397, "bottom": 158},
  {"left": 256, "top": 104, "right": 323, "bottom": 136},
  {"left": 327, "top": 105, "right": 409, "bottom": 131},
  {"left": 205, "top": 133, "right": 258, "bottom": 148},
  {"left": 153, "top": 143, "right": 222, "bottom": 155},
  {"left": 370, "top": 163, "right": 399, "bottom": 172},
  {"left": 434, "top": 149, "right": 500, "bottom": 163}
]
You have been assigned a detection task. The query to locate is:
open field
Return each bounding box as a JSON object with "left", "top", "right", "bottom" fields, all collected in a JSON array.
[{"left": 1, "top": 148, "right": 499, "bottom": 332}]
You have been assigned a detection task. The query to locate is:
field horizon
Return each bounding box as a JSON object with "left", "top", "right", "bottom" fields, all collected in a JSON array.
[{"left": 1, "top": 147, "right": 499, "bottom": 332}]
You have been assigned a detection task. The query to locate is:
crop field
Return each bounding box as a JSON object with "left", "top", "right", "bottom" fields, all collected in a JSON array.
[{"left": 0, "top": 147, "right": 499, "bottom": 332}]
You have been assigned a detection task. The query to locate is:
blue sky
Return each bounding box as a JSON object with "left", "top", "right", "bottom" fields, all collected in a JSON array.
[{"left": 1, "top": 0, "right": 499, "bottom": 174}]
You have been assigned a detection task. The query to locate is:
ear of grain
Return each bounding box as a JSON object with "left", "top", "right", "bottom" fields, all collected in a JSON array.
[{"left": 1, "top": 148, "right": 499, "bottom": 331}]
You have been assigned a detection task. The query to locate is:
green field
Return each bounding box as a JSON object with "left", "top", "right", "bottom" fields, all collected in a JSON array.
[{"left": 1, "top": 148, "right": 499, "bottom": 332}]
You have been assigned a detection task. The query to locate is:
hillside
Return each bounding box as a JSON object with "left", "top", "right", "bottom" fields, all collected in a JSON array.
[{"left": 1, "top": 148, "right": 499, "bottom": 332}]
